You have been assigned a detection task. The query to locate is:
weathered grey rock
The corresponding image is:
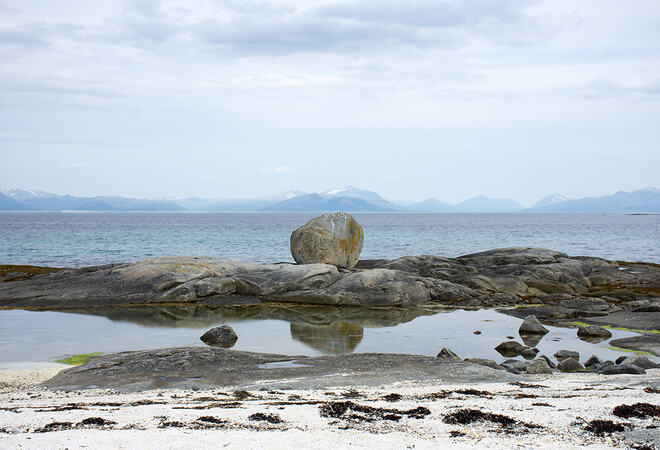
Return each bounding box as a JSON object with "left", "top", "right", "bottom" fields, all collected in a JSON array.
[
  {"left": 537, "top": 354, "right": 556, "bottom": 369},
  {"left": 526, "top": 358, "right": 553, "bottom": 374},
  {"left": 42, "top": 347, "right": 522, "bottom": 391},
  {"left": 600, "top": 364, "right": 646, "bottom": 375},
  {"left": 584, "top": 355, "right": 604, "bottom": 368},
  {"left": 519, "top": 315, "right": 549, "bottom": 335},
  {"left": 436, "top": 348, "right": 460, "bottom": 360},
  {"left": 2, "top": 247, "right": 660, "bottom": 310},
  {"left": 577, "top": 325, "right": 612, "bottom": 340},
  {"left": 558, "top": 357, "right": 583, "bottom": 372},
  {"left": 495, "top": 341, "right": 527, "bottom": 357},
  {"left": 464, "top": 358, "right": 503, "bottom": 370},
  {"left": 554, "top": 350, "right": 580, "bottom": 360},
  {"left": 290, "top": 212, "right": 364, "bottom": 269},
  {"left": 500, "top": 359, "right": 528, "bottom": 372},
  {"left": 618, "top": 356, "right": 659, "bottom": 369},
  {"left": 200, "top": 325, "right": 238, "bottom": 348}
]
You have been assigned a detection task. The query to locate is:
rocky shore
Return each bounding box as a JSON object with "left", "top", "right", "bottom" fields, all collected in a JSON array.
[{"left": 2, "top": 247, "right": 658, "bottom": 354}]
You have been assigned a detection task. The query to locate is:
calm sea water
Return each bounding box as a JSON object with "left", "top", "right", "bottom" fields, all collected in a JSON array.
[
  {"left": 1, "top": 212, "right": 659, "bottom": 267},
  {"left": 1, "top": 212, "right": 658, "bottom": 368}
]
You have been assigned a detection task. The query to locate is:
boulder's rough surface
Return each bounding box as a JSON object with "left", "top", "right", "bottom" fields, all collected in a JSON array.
[
  {"left": 290, "top": 213, "right": 364, "bottom": 269},
  {"left": 1, "top": 247, "right": 659, "bottom": 310},
  {"left": 519, "top": 315, "right": 549, "bottom": 335},
  {"left": 200, "top": 325, "right": 238, "bottom": 348}
]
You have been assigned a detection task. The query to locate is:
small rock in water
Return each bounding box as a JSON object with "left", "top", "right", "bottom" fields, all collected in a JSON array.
[
  {"left": 495, "top": 341, "right": 527, "bottom": 357},
  {"left": 615, "top": 356, "right": 627, "bottom": 365},
  {"left": 554, "top": 350, "right": 579, "bottom": 360},
  {"left": 519, "top": 315, "right": 549, "bottom": 335},
  {"left": 558, "top": 357, "right": 583, "bottom": 372},
  {"left": 290, "top": 212, "right": 364, "bottom": 269},
  {"left": 436, "top": 348, "right": 461, "bottom": 360},
  {"left": 473, "top": 330, "right": 482, "bottom": 335},
  {"left": 200, "top": 325, "right": 238, "bottom": 348},
  {"left": 526, "top": 358, "right": 553, "bottom": 374},
  {"left": 520, "top": 347, "right": 539, "bottom": 360},
  {"left": 600, "top": 364, "right": 646, "bottom": 375},
  {"left": 577, "top": 325, "right": 612, "bottom": 340}
]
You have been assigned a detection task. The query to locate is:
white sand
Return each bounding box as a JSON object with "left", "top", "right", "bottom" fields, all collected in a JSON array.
[{"left": 1, "top": 367, "right": 659, "bottom": 449}]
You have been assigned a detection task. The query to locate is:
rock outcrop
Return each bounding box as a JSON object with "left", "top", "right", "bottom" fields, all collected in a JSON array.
[
  {"left": 290, "top": 212, "right": 364, "bottom": 269},
  {"left": 1, "top": 247, "right": 659, "bottom": 311}
]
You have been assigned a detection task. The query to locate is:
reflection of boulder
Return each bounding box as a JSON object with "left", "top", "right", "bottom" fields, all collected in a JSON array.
[
  {"left": 290, "top": 321, "right": 364, "bottom": 354},
  {"left": 50, "top": 305, "right": 438, "bottom": 329}
]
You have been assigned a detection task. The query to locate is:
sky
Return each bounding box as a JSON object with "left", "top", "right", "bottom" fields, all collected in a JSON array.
[{"left": 1, "top": 0, "right": 659, "bottom": 205}]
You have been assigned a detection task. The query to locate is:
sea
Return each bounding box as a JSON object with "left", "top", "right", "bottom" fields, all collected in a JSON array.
[
  {"left": 1, "top": 212, "right": 659, "bottom": 266},
  {"left": 1, "top": 212, "right": 659, "bottom": 369}
]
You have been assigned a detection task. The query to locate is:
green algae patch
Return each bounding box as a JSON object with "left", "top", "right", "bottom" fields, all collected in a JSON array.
[
  {"left": 566, "top": 321, "right": 660, "bottom": 335},
  {"left": 56, "top": 353, "right": 103, "bottom": 365},
  {"left": 606, "top": 346, "right": 653, "bottom": 356}
]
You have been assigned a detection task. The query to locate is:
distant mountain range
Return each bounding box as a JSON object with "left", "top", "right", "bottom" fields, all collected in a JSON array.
[{"left": 1, "top": 187, "right": 659, "bottom": 213}]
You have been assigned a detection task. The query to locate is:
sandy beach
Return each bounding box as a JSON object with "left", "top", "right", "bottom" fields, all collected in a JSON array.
[{"left": 1, "top": 366, "right": 659, "bottom": 449}]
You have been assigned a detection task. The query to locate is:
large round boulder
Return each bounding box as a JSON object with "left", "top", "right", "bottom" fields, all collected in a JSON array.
[{"left": 290, "top": 212, "right": 364, "bottom": 269}]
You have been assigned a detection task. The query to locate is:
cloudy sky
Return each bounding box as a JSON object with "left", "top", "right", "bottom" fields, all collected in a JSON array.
[{"left": 1, "top": 0, "right": 659, "bottom": 205}]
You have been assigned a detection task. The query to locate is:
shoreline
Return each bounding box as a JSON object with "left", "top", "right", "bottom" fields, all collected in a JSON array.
[{"left": 1, "top": 367, "right": 659, "bottom": 448}]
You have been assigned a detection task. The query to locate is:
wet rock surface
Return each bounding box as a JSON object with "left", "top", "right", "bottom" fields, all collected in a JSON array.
[
  {"left": 1, "top": 248, "right": 658, "bottom": 314},
  {"left": 42, "top": 347, "right": 522, "bottom": 391}
]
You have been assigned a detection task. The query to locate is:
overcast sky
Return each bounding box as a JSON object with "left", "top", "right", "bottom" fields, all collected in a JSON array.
[{"left": 1, "top": 0, "right": 659, "bottom": 205}]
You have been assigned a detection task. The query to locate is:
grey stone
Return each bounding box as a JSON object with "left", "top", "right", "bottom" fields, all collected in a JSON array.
[
  {"left": 526, "top": 358, "right": 553, "bottom": 374},
  {"left": 463, "top": 358, "right": 503, "bottom": 370},
  {"left": 537, "top": 354, "right": 556, "bottom": 369},
  {"left": 584, "top": 355, "right": 604, "bottom": 368},
  {"left": 290, "top": 212, "right": 364, "bottom": 269},
  {"left": 519, "top": 315, "right": 549, "bottom": 335},
  {"left": 577, "top": 325, "right": 612, "bottom": 340},
  {"left": 495, "top": 341, "right": 527, "bottom": 357},
  {"left": 600, "top": 364, "right": 646, "bottom": 375},
  {"left": 200, "top": 325, "right": 238, "bottom": 348},
  {"left": 554, "top": 350, "right": 580, "bottom": 360},
  {"left": 557, "top": 357, "right": 583, "bottom": 372},
  {"left": 520, "top": 347, "right": 539, "bottom": 360},
  {"left": 437, "top": 348, "right": 460, "bottom": 360},
  {"left": 619, "top": 356, "right": 658, "bottom": 369},
  {"left": 500, "top": 359, "right": 528, "bottom": 372}
]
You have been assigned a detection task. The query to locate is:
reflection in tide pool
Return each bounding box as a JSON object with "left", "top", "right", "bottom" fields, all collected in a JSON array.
[{"left": 0, "top": 305, "right": 656, "bottom": 369}]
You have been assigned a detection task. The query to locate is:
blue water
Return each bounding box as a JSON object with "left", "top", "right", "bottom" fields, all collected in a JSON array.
[{"left": 1, "top": 212, "right": 659, "bottom": 267}]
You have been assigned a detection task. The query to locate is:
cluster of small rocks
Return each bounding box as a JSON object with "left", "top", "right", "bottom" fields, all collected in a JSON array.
[{"left": 437, "top": 313, "right": 659, "bottom": 376}]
